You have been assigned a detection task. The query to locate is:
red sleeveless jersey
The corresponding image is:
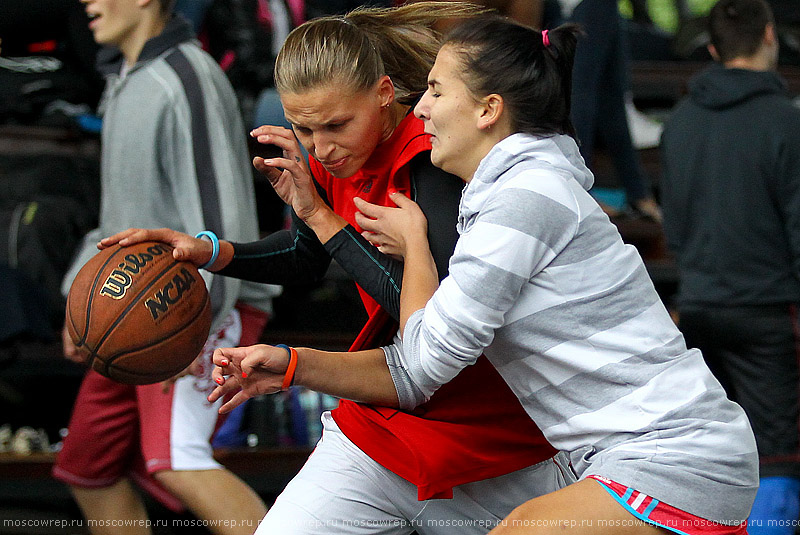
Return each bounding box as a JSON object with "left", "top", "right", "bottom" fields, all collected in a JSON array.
[{"left": 310, "top": 113, "right": 556, "bottom": 500}]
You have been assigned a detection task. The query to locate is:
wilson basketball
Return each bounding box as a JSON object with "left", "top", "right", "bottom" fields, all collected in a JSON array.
[{"left": 66, "top": 241, "right": 212, "bottom": 385}]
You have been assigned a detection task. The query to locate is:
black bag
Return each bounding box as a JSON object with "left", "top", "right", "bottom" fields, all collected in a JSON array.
[
  {"left": 0, "top": 196, "right": 96, "bottom": 327},
  {"left": 0, "top": 152, "right": 100, "bottom": 330}
]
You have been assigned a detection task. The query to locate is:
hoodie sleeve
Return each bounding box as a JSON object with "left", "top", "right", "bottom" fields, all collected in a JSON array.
[
  {"left": 400, "top": 170, "right": 579, "bottom": 401},
  {"left": 771, "top": 111, "right": 800, "bottom": 282}
]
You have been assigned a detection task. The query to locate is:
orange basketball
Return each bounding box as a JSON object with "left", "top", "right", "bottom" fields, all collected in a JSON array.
[{"left": 66, "top": 241, "right": 212, "bottom": 385}]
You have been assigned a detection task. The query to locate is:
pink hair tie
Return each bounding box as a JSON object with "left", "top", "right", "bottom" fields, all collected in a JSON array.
[{"left": 542, "top": 29, "right": 551, "bottom": 47}]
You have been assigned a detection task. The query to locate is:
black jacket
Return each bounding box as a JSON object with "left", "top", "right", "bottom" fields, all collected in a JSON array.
[{"left": 661, "top": 63, "right": 800, "bottom": 306}]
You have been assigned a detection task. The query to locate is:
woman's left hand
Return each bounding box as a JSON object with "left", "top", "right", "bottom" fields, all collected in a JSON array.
[
  {"left": 354, "top": 192, "right": 429, "bottom": 258},
  {"left": 207, "top": 344, "right": 291, "bottom": 414}
]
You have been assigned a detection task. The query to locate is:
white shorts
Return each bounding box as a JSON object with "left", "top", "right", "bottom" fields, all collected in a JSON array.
[
  {"left": 256, "top": 412, "right": 574, "bottom": 535},
  {"left": 54, "top": 309, "right": 250, "bottom": 511}
]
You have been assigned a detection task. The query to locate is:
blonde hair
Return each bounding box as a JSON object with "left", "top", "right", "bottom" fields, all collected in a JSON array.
[{"left": 274, "top": 2, "right": 489, "bottom": 104}]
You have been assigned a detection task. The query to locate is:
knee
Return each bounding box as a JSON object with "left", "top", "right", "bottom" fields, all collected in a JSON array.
[
  {"left": 492, "top": 504, "right": 535, "bottom": 534},
  {"left": 152, "top": 469, "right": 190, "bottom": 493}
]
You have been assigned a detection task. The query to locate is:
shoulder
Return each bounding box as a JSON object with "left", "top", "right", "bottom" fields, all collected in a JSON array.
[
  {"left": 499, "top": 165, "right": 580, "bottom": 212},
  {"left": 476, "top": 166, "right": 581, "bottom": 239},
  {"left": 741, "top": 91, "right": 800, "bottom": 152},
  {"left": 408, "top": 152, "right": 452, "bottom": 182},
  {"left": 767, "top": 95, "right": 800, "bottom": 126},
  {"left": 135, "top": 44, "right": 238, "bottom": 119},
  {"left": 133, "top": 43, "right": 227, "bottom": 100},
  {"left": 309, "top": 158, "right": 331, "bottom": 188},
  {"left": 393, "top": 114, "right": 432, "bottom": 166}
]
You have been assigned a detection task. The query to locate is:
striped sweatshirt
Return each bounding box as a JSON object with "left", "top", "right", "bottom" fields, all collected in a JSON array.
[{"left": 388, "top": 133, "right": 759, "bottom": 523}]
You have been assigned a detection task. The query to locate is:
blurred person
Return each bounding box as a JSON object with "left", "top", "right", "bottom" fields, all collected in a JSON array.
[
  {"left": 661, "top": 0, "right": 800, "bottom": 532},
  {"left": 51, "top": 0, "right": 278, "bottom": 533},
  {"left": 557, "top": 0, "right": 663, "bottom": 221}
]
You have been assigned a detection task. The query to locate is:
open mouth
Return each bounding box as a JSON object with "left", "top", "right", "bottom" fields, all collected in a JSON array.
[{"left": 87, "top": 11, "right": 101, "bottom": 28}]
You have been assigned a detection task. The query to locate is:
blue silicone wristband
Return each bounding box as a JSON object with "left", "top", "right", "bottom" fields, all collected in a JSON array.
[{"left": 195, "top": 230, "right": 220, "bottom": 270}]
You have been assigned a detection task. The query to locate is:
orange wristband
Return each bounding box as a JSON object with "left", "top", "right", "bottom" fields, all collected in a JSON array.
[{"left": 279, "top": 346, "right": 298, "bottom": 391}]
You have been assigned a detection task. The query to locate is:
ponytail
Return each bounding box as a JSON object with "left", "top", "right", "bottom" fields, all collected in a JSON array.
[{"left": 275, "top": 2, "right": 488, "bottom": 104}]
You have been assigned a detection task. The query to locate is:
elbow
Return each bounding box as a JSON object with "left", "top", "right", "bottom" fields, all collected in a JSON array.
[
  {"left": 310, "top": 258, "right": 332, "bottom": 283},
  {"left": 371, "top": 391, "right": 404, "bottom": 409},
  {"left": 383, "top": 344, "right": 431, "bottom": 411}
]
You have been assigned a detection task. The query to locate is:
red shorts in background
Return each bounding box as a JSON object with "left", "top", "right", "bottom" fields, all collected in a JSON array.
[{"left": 53, "top": 304, "right": 268, "bottom": 512}]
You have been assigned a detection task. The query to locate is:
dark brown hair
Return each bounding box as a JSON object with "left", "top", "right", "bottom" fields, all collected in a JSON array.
[
  {"left": 709, "top": 0, "right": 773, "bottom": 62},
  {"left": 443, "top": 15, "right": 580, "bottom": 138}
]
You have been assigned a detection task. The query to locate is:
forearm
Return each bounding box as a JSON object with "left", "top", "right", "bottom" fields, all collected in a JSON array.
[
  {"left": 325, "top": 225, "right": 405, "bottom": 318},
  {"left": 218, "top": 222, "right": 331, "bottom": 285},
  {"left": 303, "top": 204, "right": 349, "bottom": 245},
  {"left": 399, "top": 238, "right": 439, "bottom": 335},
  {"left": 207, "top": 239, "right": 234, "bottom": 272},
  {"left": 293, "top": 347, "right": 400, "bottom": 407}
]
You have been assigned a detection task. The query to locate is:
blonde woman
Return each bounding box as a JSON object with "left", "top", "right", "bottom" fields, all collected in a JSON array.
[{"left": 104, "top": 4, "right": 573, "bottom": 534}]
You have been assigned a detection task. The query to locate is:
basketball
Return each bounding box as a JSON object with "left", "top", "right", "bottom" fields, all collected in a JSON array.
[{"left": 66, "top": 241, "right": 212, "bottom": 385}]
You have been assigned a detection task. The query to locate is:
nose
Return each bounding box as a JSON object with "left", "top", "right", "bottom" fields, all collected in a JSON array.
[
  {"left": 312, "top": 132, "right": 335, "bottom": 161},
  {"left": 414, "top": 90, "right": 431, "bottom": 121}
]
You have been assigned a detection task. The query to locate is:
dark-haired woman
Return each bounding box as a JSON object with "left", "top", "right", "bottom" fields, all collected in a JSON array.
[{"left": 355, "top": 16, "right": 760, "bottom": 533}]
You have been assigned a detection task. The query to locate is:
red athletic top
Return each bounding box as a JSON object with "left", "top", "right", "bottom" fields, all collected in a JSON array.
[{"left": 310, "top": 113, "right": 556, "bottom": 500}]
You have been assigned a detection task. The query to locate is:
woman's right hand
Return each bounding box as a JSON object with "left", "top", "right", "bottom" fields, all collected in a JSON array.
[
  {"left": 354, "top": 192, "right": 430, "bottom": 259},
  {"left": 250, "top": 125, "right": 326, "bottom": 222},
  {"left": 99, "top": 228, "right": 214, "bottom": 268}
]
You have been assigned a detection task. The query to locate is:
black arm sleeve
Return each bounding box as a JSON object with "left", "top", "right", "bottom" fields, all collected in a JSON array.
[
  {"left": 323, "top": 153, "right": 463, "bottom": 319},
  {"left": 217, "top": 183, "right": 333, "bottom": 285}
]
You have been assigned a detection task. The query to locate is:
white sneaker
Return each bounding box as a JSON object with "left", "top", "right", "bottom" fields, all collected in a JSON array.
[
  {"left": 0, "top": 424, "right": 12, "bottom": 453},
  {"left": 10, "top": 426, "right": 50, "bottom": 455},
  {"left": 626, "top": 98, "right": 663, "bottom": 149}
]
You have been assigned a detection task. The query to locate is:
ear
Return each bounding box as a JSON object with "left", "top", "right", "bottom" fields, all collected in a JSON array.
[
  {"left": 376, "top": 75, "right": 396, "bottom": 109},
  {"left": 764, "top": 23, "right": 777, "bottom": 46},
  {"left": 707, "top": 44, "right": 720, "bottom": 61},
  {"left": 477, "top": 93, "right": 504, "bottom": 131}
]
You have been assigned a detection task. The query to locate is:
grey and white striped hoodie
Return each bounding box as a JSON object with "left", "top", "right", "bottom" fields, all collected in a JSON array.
[{"left": 388, "top": 133, "right": 759, "bottom": 523}]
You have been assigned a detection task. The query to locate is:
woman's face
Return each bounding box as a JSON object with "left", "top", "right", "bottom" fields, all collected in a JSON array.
[
  {"left": 281, "top": 78, "right": 393, "bottom": 178},
  {"left": 414, "top": 45, "right": 487, "bottom": 181}
]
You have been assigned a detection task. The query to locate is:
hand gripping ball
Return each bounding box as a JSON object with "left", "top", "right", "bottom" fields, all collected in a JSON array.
[{"left": 66, "top": 241, "right": 212, "bottom": 384}]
